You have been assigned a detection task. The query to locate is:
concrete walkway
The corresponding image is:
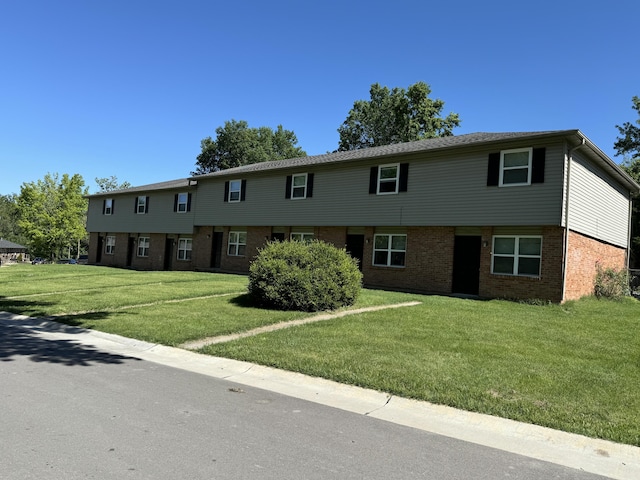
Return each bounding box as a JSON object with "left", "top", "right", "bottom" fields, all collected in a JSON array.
[{"left": 2, "top": 311, "right": 639, "bottom": 480}]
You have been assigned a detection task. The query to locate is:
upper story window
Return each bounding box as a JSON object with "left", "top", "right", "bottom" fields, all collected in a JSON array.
[
  {"left": 174, "top": 193, "right": 191, "bottom": 213},
  {"left": 224, "top": 180, "right": 246, "bottom": 202},
  {"left": 103, "top": 198, "right": 114, "bottom": 215},
  {"left": 285, "top": 173, "right": 314, "bottom": 199},
  {"left": 373, "top": 234, "right": 406, "bottom": 267},
  {"left": 500, "top": 148, "right": 532, "bottom": 186},
  {"left": 137, "top": 236, "right": 150, "bottom": 257},
  {"left": 492, "top": 236, "right": 542, "bottom": 277},
  {"left": 369, "top": 163, "right": 409, "bottom": 195},
  {"left": 177, "top": 238, "right": 192, "bottom": 261},
  {"left": 135, "top": 196, "right": 149, "bottom": 214},
  {"left": 105, "top": 235, "right": 116, "bottom": 254},
  {"left": 487, "top": 148, "right": 546, "bottom": 187}
]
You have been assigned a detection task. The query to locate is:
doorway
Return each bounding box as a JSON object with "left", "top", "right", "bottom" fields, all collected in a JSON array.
[
  {"left": 211, "top": 232, "right": 223, "bottom": 269},
  {"left": 452, "top": 236, "right": 481, "bottom": 295},
  {"left": 346, "top": 234, "right": 365, "bottom": 271}
]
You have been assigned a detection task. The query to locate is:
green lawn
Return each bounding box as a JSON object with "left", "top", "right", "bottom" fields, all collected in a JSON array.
[{"left": 2, "top": 264, "right": 639, "bottom": 446}]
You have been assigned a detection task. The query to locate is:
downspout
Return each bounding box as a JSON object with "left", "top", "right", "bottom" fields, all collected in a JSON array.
[{"left": 561, "top": 138, "right": 586, "bottom": 302}]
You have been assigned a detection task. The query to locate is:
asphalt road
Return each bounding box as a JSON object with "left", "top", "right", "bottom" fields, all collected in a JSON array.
[{"left": 0, "top": 315, "right": 626, "bottom": 479}]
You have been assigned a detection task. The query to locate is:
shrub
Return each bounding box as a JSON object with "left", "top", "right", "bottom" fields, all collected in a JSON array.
[
  {"left": 248, "top": 240, "right": 362, "bottom": 311},
  {"left": 594, "top": 265, "right": 630, "bottom": 299}
]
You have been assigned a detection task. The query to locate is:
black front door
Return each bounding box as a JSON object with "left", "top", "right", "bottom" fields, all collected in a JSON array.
[
  {"left": 164, "top": 238, "right": 173, "bottom": 271},
  {"left": 126, "top": 237, "right": 135, "bottom": 267},
  {"left": 211, "top": 232, "right": 223, "bottom": 268},
  {"left": 346, "top": 234, "right": 365, "bottom": 271},
  {"left": 452, "top": 236, "right": 481, "bottom": 295},
  {"left": 96, "top": 236, "right": 103, "bottom": 264}
]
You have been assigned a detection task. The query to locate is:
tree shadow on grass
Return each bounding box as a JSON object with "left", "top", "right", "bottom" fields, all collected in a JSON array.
[{"left": 0, "top": 312, "right": 140, "bottom": 366}]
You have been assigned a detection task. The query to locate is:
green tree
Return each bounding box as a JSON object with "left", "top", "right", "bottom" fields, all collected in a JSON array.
[
  {"left": 95, "top": 176, "right": 131, "bottom": 192},
  {"left": 337, "top": 81, "right": 461, "bottom": 151},
  {"left": 615, "top": 96, "right": 640, "bottom": 268},
  {"left": 0, "top": 194, "right": 27, "bottom": 244},
  {"left": 16, "top": 173, "right": 88, "bottom": 259},
  {"left": 192, "top": 120, "right": 306, "bottom": 175}
]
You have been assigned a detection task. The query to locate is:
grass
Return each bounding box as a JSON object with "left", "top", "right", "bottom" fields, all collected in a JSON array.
[{"left": 2, "top": 264, "right": 639, "bottom": 446}]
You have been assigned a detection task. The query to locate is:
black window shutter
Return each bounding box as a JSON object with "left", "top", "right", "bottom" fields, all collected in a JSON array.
[
  {"left": 399, "top": 163, "right": 409, "bottom": 192},
  {"left": 134, "top": 197, "right": 138, "bottom": 213},
  {"left": 145, "top": 196, "right": 150, "bottom": 213},
  {"left": 369, "top": 167, "right": 378, "bottom": 194},
  {"left": 187, "top": 193, "right": 192, "bottom": 211},
  {"left": 307, "top": 173, "right": 314, "bottom": 198},
  {"left": 240, "top": 180, "right": 246, "bottom": 201},
  {"left": 103, "top": 200, "right": 106, "bottom": 214},
  {"left": 532, "top": 148, "right": 546, "bottom": 183},
  {"left": 173, "top": 194, "right": 178, "bottom": 212},
  {"left": 111, "top": 199, "right": 115, "bottom": 214},
  {"left": 487, "top": 153, "right": 500, "bottom": 186},
  {"left": 285, "top": 175, "right": 292, "bottom": 199},
  {"left": 223, "top": 181, "right": 229, "bottom": 202}
]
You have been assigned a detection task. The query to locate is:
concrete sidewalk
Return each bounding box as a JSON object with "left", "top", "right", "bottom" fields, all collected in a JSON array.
[{"left": 2, "top": 311, "right": 639, "bottom": 480}]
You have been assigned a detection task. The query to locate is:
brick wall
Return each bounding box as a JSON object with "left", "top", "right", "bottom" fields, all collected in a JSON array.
[
  {"left": 564, "top": 230, "right": 627, "bottom": 300},
  {"left": 362, "top": 226, "right": 454, "bottom": 294},
  {"left": 480, "top": 226, "right": 564, "bottom": 303}
]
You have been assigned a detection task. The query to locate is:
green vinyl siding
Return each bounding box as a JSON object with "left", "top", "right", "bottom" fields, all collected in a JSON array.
[
  {"left": 566, "top": 152, "right": 631, "bottom": 247},
  {"left": 86, "top": 190, "right": 196, "bottom": 234},
  {"left": 194, "top": 141, "right": 566, "bottom": 227}
]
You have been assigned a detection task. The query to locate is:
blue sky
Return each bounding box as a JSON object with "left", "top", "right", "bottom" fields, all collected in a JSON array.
[{"left": 1, "top": 0, "right": 638, "bottom": 195}]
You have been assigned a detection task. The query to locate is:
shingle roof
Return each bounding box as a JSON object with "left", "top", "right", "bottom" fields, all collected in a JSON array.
[
  {"left": 85, "top": 131, "right": 640, "bottom": 195},
  {"left": 86, "top": 178, "right": 193, "bottom": 198},
  {"left": 0, "top": 239, "right": 27, "bottom": 250},
  {"left": 193, "top": 130, "right": 575, "bottom": 179}
]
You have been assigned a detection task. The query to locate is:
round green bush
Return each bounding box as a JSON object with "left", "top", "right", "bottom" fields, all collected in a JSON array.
[{"left": 248, "top": 240, "right": 362, "bottom": 311}]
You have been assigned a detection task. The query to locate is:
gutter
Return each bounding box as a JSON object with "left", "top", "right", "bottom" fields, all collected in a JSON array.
[{"left": 561, "top": 138, "right": 586, "bottom": 302}]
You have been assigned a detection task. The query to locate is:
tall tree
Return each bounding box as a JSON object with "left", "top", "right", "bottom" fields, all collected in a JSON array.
[
  {"left": 0, "top": 194, "right": 26, "bottom": 244},
  {"left": 192, "top": 120, "right": 306, "bottom": 175},
  {"left": 16, "top": 173, "right": 88, "bottom": 259},
  {"left": 615, "top": 96, "right": 640, "bottom": 268},
  {"left": 95, "top": 176, "right": 131, "bottom": 192},
  {"left": 337, "top": 82, "right": 461, "bottom": 151}
]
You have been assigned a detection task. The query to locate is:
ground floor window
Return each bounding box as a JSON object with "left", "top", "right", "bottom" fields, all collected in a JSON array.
[
  {"left": 137, "top": 237, "right": 150, "bottom": 257},
  {"left": 228, "top": 231, "right": 246, "bottom": 256},
  {"left": 373, "top": 234, "right": 406, "bottom": 267},
  {"left": 492, "top": 236, "right": 542, "bottom": 276},
  {"left": 177, "top": 238, "right": 192, "bottom": 260},
  {"left": 290, "top": 232, "right": 314, "bottom": 242},
  {"left": 105, "top": 236, "right": 115, "bottom": 255}
]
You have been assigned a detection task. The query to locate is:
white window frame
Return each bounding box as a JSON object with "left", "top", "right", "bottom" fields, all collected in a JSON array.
[
  {"left": 290, "top": 232, "right": 314, "bottom": 242},
  {"left": 136, "top": 196, "right": 147, "bottom": 214},
  {"left": 228, "top": 180, "right": 242, "bottom": 203},
  {"left": 291, "top": 173, "right": 308, "bottom": 199},
  {"left": 500, "top": 148, "right": 532, "bottom": 187},
  {"left": 176, "top": 193, "right": 189, "bottom": 213},
  {"left": 177, "top": 238, "right": 192, "bottom": 261},
  {"left": 104, "top": 198, "right": 113, "bottom": 215},
  {"left": 137, "top": 236, "right": 150, "bottom": 257},
  {"left": 228, "top": 231, "right": 246, "bottom": 256},
  {"left": 491, "top": 235, "right": 542, "bottom": 277},
  {"left": 105, "top": 235, "right": 116, "bottom": 255},
  {"left": 377, "top": 163, "right": 400, "bottom": 195},
  {"left": 372, "top": 234, "right": 406, "bottom": 267}
]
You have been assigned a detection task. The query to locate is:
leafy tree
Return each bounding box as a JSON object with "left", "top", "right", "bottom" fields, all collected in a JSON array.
[
  {"left": 0, "top": 194, "right": 27, "bottom": 244},
  {"left": 16, "top": 173, "right": 88, "bottom": 259},
  {"left": 337, "top": 81, "right": 461, "bottom": 151},
  {"left": 192, "top": 120, "right": 306, "bottom": 175},
  {"left": 615, "top": 96, "right": 640, "bottom": 268},
  {"left": 614, "top": 96, "right": 640, "bottom": 161},
  {"left": 95, "top": 176, "right": 131, "bottom": 192}
]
